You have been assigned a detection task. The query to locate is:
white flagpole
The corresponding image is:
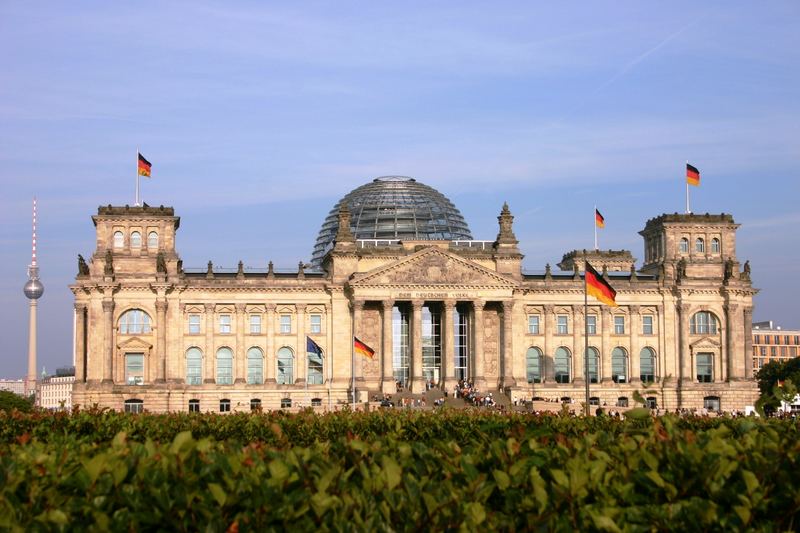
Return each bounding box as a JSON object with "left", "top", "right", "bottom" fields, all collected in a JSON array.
[
  {"left": 594, "top": 205, "right": 598, "bottom": 250},
  {"left": 135, "top": 148, "right": 140, "bottom": 206},
  {"left": 685, "top": 160, "right": 690, "bottom": 214}
]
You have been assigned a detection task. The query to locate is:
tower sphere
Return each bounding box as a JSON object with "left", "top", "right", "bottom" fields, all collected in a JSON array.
[
  {"left": 311, "top": 176, "right": 473, "bottom": 266},
  {"left": 24, "top": 278, "right": 44, "bottom": 300}
]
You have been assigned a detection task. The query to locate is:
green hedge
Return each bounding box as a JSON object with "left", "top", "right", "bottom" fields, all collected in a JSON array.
[{"left": 0, "top": 410, "right": 798, "bottom": 531}]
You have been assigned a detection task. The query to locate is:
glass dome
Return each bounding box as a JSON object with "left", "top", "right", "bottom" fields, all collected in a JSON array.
[{"left": 311, "top": 176, "right": 473, "bottom": 266}]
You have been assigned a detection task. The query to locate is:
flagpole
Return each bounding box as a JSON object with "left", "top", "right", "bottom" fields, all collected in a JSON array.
[
  {"left": 135, "top": 148, "right": 140, "bottom": 206},
  {"left": 584, "top": 263, "right": 590, "bottom": 416},
  {"left": 685, "top": 160, "right": 690, "bottom": 214},
  {"left": 594, "top": 205, "right": 598, "bottom": 251},
  {"left": 351, "top": 309, "right": 356, "bottom": 409}
]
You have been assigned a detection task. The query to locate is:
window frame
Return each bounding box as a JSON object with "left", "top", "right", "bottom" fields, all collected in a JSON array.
[
  {"left": 277, "top": 347, "right": 294, "bottom": 385},
  {"left": 556, "top": 315, "right": 569, "bottom": 335},
  {"left": 526, "top": 346, "right": 543, "bottom": 383},
  {"left": 711, "top": 238, "right": 720, "bottom": 253},
  {"left": 554, "top": 346, "right": 571, "bottom": 383},
  {"left": 124, "top": 399, "right": 144, "bottom": 414},
  {"left": 130, "top": 231, "right": 142, "bottom": 249},
  {"left": 280, "top": 314, "right": 292, "bottom": 334},
  {"left": 586, "top": 315, "right": 597, "bottom": 335},
  {"left": 216, "top": 347, "right": 234, "bottom": 385},
  {"left": 528, "top": 315, "right": 540, "bottom": 335},
  {"left": 310, "top": 314, "right": 322, "bottom": 334},
  {"left": 611, "top": 347, "right": 627, "bottom": 383},
  {"left": 695, "top": 237, "right": 705, "bottom": 253},
  {"left": 188, "top": 399, "right": 200, "bottom": 412},
  {"left": 249, "top": 314, "right": 262, "bottom": 334},
  {"left": 188, "top": 314, "right": 201, "bottom": 334},
  {"left": 186, "top": 347, "right": 203, "bottom": 385},
  {"left": 690, "top": 311, "right": 718, "bottom": 335},
  {"left": 679, "top": 238, "right": 689, "bottom": 253},
  {"left": 219, "top": 399, "right": 231, "bottom": 413},
  {"left": 613, "top": 315, "right": 625, "bottom": 335},
  {"left": 119, "top": 309, "right": 152, "bottom": 335},
  {"left": 147, "top": 231, "right": 158, "bottom": 249},
  {"left": 125, "top": 353, "right": 145, "bottom": 385},
  {"left": 642, "top": 315, "right": 654, "bottom": 335},
  {"left": 247, "top": 347, "right": 264, "bottom": 385},
  {"left": 696, "top": 353, "right": 713, "bottom": 383}
]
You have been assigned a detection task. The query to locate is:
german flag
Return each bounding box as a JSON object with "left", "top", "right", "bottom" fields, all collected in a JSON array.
[
  {"left": 354, "top": 337, "right": 375, "bottom": 359},
  {"left": 686, "top": 163, "right": 700, "bottom": 187},
  {"left": 585, "top": 261, "right": 617, "bottom": 307},
  {"left": 595, "top": 209, "right": 605, "bottom": 228},
  {"left": 138, "top": 152, "right": 152, "bottom": 178}
]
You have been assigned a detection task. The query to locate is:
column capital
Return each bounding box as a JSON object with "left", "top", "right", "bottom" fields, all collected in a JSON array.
[
  {"left": 443, "top": 299, "right": 456, "bottom": 310},
  {"left": 351, "top": 299, "right": 366, "bottom": 312},
  {"left": 74, "top": 302, "right": 88, "bottom": 312},
  {"left": 295, "top": 303, "right": 306, "bottom": 314},
  {"left": 472, "top": 299, "right": 486, "bottom": 312},
  {"left": 265, "top": 303, "right": 277, "bottom": 313},
  {"left": 502, "top": 300, "right": 514, "bottom": 311},
  {"left": 629, "top": 304, "right": 641, "bottom": 315},
  {"left": 724, "top": 303, "right": 739, "bottom": 313},
  {"left": 411, "top": 299, "right": 424, "bottom": 310},
  {"left": 155, "top": 300, "right": 168, "bottom": 312},
  {"left": 204, "top": 303, "right": 215, "bottom": 313},
  {"left": 382, "top": 299, "right": 395, "bottom": 311},
  {"left": 179, "top": 303, "right": 187, "bottom": 313},
  {"left": 571, "top": 304, "right": 583, "bottom": 315},
  {"left": 235, "top": 303, "right": 247, "bottom": 313},
  {"left": 543, "top": 304, "right": 554, "bottom": 314},
  {"left": 743, "top": 306, "right": 753, "bottom": 316},
  {"left": 678, "top": 303, "right": 691, "bottom": 314},
  {"left": 102, "top": 300, "right": 114, "bottom": 313}
]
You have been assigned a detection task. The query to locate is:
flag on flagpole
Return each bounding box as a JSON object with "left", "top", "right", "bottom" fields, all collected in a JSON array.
[
  {"left": 585, "top": 261, "right": 617, "bottom": 307},
  {"left": 307, "top": 336, "right": 323, "bottom": 356},
  {"left": 354, "top": 337, "right": 375, "bottom": 359},
  {"left": 138, "top": 152, "right": 152, "bottom": 178},
  {"left": 686, "top": 163, "right": 700, "bottom": 187},
  {"left": 595, "top": 209, "right": 605, "bottom": 228}
]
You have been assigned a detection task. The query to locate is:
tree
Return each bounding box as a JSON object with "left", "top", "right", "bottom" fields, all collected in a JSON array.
[
  {"left": 755, "top": 358, "right": 800, "bottom": 415},
  {"left": 0, "top": 391, "right": 34, "bottom": 413}
]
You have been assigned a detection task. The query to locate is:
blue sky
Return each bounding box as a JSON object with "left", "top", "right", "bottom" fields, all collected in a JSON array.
[{"left": 1, "top": 1, "right": 798, "bottom": 378}]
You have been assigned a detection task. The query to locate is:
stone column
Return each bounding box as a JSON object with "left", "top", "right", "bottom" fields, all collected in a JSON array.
[
  {"left": 600, "top": 308, "right": 612, "bottom": 382},
  {"left": 501, "top": 300, "right": 516, "bottom": 388},
  {"left": 441, "top": 300, "right": 457, "bottom": 390},
  {"left": 678, "top": 303, "right": 691, "bottom": 384},
  {"left": 204, "top": 303, "right": 216, "bottom": 383},
  {"left": 724, "top": 303, "right": 739, "bottom": 381},
  {"left": 265, "top": 304, "right": 276, "bottom": 383},
  {"left": 543, "top": 304, "right": 555, "bottom": 382},
  {"left": 102, "top": 299, "right": 114, "bottom": 383},
  {"left": 571, "top": 304, "right": 584, "bottom": 385},
  {"left": 155, "top": 299, "right": 168, "bottom": 382},
  {"left": 381, "top": 300, "right": 395, "bottom": 393},
  {"left": 235, "top": 303, "right": 247, "bottom": 384},
  {"left": 410, "top": 300, "right": 425, "bottom": 392},
  {"left": 352, "top": 300, "right": 365, "bottom": 385},
  {"left": 471, "top": 300, "right": 486, "bottom": 389},
  {"left": 629, "top": 305, "right": 641, "bottom": 384},
  {"left": 296, "top": 304, "right": 306, "bottom": 384},
  {"left": 74, "top": 304, "right": 87, "bottom": 383},
  {"left": 743, "top": 307, "right": 754, "bottom": 379}
]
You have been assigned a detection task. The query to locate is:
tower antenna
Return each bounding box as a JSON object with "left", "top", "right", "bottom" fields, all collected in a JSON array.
[{"left": 23, "top": 197, "right": 44, "bottom": 399}]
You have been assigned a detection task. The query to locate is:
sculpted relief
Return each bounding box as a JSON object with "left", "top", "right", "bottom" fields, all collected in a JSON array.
[{"left": 377, "top": 252, "right": 491, "bottom": 285}]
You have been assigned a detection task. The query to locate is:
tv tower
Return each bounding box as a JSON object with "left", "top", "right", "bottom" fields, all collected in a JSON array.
[{"left": 23, "top": 198, "right": 44, "bottom": 397}]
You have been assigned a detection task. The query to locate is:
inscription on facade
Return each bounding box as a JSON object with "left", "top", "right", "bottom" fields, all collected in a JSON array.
[{"left": 395, "top": 292, "right": 471, "bottom": 300}]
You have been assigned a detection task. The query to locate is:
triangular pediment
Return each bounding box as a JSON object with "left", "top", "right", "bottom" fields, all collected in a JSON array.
[
  {"left": 117, "top": 336, "right": 153, "bottom": 351},
  {"left": 690, "top": 336, "right": 721, "bottom": 350},
  {"left": 351, "top": 247, "right": 517, "bottom": 288}
]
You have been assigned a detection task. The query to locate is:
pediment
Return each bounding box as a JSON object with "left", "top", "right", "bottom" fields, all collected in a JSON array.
[
  {"left": 690, "top": 336, "right": 720, "bottom": 350},
  {"left": 351, "top": 247, "right": 517, "bottom": 288},
  {"left": 117, "top": 336, "right": 153, "bottom": 351}
]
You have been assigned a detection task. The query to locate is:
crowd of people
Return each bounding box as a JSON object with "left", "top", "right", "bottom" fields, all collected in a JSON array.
[{"left": 453, "top": 380, "right": 497, "bottom": 408}]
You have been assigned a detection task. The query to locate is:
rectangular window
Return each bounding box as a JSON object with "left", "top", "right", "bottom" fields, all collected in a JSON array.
[
  {"left": 557, "top": 315, "right": 568, "bottom": 335},
  {"left": 760, "top": 346, "right": 767, "bottom": 356},
  {"left": 791, "top": 347, "right": 797, "bottom": 357},
  {"left": 771, "top": 347, "right": 777, "bottom": 356},
  {"left": 764, "top": 335, "right": 771, "bottom": 344},
  {"left": 795, "top": 336, "right": 799, "bottom": 345},
  {"left": 219, "top": 314, "right": 231, "bottom": 334},
  {"left": 280, "top": 314, "right": 292, "bottom": 334},
  {"left": 781, "top": 346, "right": 787, "bottom": 357},
  {"left": 785, "top": 335, "right": 791, "bottom": 345},
  {"left": 188, "top": 399, "right": 200, "bottom": 413},
  {"left": 642, "top": 316, "right": 653, "bottom": 335},
  {"left": 310, "top": 314, "right": 322, "bottom": 334},
  {"left": 586, "top": 316, "right": 597, "bottom": 335},
  {"left": 188, "top": 314, "right": 201, "bottom": 334},
  {"left": 754, "top": 335, "right": 760, "bottom": 344},
  {"left": 124, "top": 401, "right": 144, "bottom": 414},
  {"left": 249, "top": 314, "right": 261, "bottom": 334},
  {"left": 696, "top": 353, "right": 713, "bottom": 383},
  {"left": 219, "top": 399, "right": 231, "bottom": 413},
  {"left": 250, "top": 399, "right": 261, "bottom": 411},
  {"left": 528, "top": 315, "right": 540, "bottom": 335},
  {"left": 614, "top": 316, "right": 625, "bottom": 335},
  {"left": 125, "top": 353, "right": 144, "bottom": 385}
]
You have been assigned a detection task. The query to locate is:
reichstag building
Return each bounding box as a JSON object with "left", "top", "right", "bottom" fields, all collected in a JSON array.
[{"left": 70, "top": 176, "right": 758, "bottom": 412}]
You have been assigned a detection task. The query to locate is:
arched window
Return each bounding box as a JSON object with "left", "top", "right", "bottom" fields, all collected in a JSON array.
[
  {"left": 147, "top": 231, "right": 158, "bottom": 249},
  {"left": 277, "top": 347, "right": 294, "bottom": 385},
  {"left": 711, "top": 238, "right": 720, "bottom": 253},
  {"left": 639, "top": 347, "right": 656, "bottom": 382},
  {"left": 612, "top": 347, "right": 628, "bottom": 383},
  {"left": 119, "top": 309, "right": 152, "bottom": 334},
  {"left": 586, "top": 347, "right": 599, "bottom": 383},
  {"left": 695, "top": 237, "right": 705, "bottom": 253},
  {"left": 247, "top": 347, "right": 264, "bottom": 384},
  {"left": 113, "top": 231, "right": 124, "bottom": 248},
  {"left": 308, "top": 347, "right": 324, "bottom": 385},
  {"left": 690, "top": 311, "right": 718, "bottom": 335},
  {"left": 679, "top": 238, "right": 689, "bottom": 253},
  {"left": 186, "top": 348, "right": 202, "bottom": 385},
  {"left": 216, "top": 348, "right": 233, "bottom": 385},
  {"left": 554, "top": 347, "right": 571, "bottom": 384},
  {"left": 130, "top": 231, "right": 142, "bottom": 248},
  {"left": 526, "top": 347, "right": 543, "bottom": 383},
  {"left": 124, "top": 399, "right": 144, "bottom": 414}
]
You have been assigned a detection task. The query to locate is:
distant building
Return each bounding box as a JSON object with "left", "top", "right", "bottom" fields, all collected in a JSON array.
[
  {"left": 0, "top": 380, "right": 26, "bottom": 396},
  {"left": 37, "top": 366, "right": 75, "bottom": 410},
  {"left": 752, "top": 321, "right": 800, "bottom": 373}
]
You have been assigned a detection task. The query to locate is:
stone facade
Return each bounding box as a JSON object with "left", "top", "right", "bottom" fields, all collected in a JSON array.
[{"left": 71, "top": 203, "right": 759, "bottom": 413}]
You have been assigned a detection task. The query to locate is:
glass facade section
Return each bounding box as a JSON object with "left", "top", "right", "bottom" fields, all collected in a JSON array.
[
  {"left": 392, "top": 306, "right": 410, "bottom": 387},
  {"left": 454, "top": 305, "right": 469, "bottom": 381},
  {"left": 310, "top": 176, "right": 474, "bottom": 266},
  {"left": 422, "top": 305, "right": 442, "bottom": 384}
]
